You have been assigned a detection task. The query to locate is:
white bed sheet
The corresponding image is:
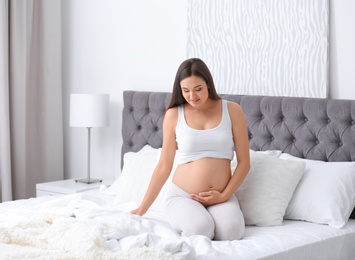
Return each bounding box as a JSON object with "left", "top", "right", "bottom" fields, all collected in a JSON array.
[{"left": 1, "top": 191, "right": 354, "bottom": 260}]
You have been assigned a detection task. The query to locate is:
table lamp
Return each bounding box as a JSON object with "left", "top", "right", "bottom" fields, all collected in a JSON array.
[{"left": 70, "top": 93, "right": 110, "bottom": 184}]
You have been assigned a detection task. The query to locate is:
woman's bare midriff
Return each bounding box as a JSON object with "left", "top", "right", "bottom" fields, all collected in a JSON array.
[{"left": 172, "top": 158, "right": 232, "bottom": 194}]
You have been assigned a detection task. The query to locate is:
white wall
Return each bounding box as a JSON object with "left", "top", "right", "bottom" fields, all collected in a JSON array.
[
  {"left": 62, "top": 0, "right": 355, "bottom": 181},
  {"left": 62, "top": 0, "right": 187, "bottom": 180}
]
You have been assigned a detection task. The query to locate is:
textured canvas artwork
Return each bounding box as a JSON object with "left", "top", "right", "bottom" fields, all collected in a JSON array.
[{"left": 187, "top": 0, "right": 329, "bottom": 98}]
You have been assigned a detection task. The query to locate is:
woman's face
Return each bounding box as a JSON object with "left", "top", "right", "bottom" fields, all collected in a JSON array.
[{"left": 180, "top": 75, "right": 209, "bottom": 107}]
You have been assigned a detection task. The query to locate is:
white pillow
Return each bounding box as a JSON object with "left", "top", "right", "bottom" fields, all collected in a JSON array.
[
  {"left": 279, "top": 153, "right": 355, "bottom": 228},
  {"left": 235, "top": 151, "right": 306, "bottom": 226},
  {"left": 256, "top": 149, "right": 283, "bottom": 157},
  {"left": 103, "top": 145, "right": 175, "bottom": 213},
  {"left": 103, "top": 145, "right": 160, "bottom": 205},
  {"left": 231, "top": 149, "right": 282, "bottom": 170}
]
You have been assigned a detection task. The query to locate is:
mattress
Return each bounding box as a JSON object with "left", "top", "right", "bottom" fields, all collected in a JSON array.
[{"left": 1, "top": 190, "right": 354, "bottom": 260}]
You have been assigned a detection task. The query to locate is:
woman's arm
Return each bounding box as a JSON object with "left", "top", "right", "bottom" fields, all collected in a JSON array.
[
  {"left": 221, "top": 101, "right": 250, "bottom": 199},
  {"left": 131, "top": 108, "right": 178, "bottom": 216}
]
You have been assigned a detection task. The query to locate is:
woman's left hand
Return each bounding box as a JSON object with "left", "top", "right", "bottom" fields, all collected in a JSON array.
[{"left": 190, "top": 190, "right": 226, "bottom": 206}]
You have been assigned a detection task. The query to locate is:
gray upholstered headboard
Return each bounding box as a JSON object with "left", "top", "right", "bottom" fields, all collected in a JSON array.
[
  {"left": 121, "top": 90, "right": 355, "bottom": 218},
  {"left": 122, "top": 90, "right": 355, "bottom": 163}
]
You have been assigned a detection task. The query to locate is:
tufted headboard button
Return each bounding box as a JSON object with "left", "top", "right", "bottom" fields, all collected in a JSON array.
[{"left": 327, "top": 119, "right": 331, "bottom": 123}]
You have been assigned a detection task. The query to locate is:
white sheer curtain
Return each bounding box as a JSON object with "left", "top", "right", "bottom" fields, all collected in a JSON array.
[{"left": 0, "top": 0, "right": 63, "bottom": 201}]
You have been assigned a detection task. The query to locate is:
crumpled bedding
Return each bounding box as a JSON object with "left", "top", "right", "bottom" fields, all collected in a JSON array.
[
  {"left": 0, "top": 193, "right": 193, "bottom": 260},
  {"left": 1, "top": 192, "right": 355, "bottom": 260}
]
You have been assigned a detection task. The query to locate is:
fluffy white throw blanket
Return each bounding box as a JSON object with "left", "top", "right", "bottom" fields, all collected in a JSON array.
[{"left": 0, "top": 194, "right": 195, "bottom": 260}]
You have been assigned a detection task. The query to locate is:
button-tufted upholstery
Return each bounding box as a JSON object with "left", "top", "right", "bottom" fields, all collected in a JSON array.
[
  {"left": 122, "top": 91, "right": 171, "bottom": 166},
  {"left": 122, "top": 90, "right": 355, "bottom": 166},
  {"left": 221, "top": 94, "right": 355, "bottom": 163}
]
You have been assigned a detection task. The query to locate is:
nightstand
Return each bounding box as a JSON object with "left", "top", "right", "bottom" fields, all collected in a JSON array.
[{"left": 36, "top": 178, "right": 113, "bottom": 197}]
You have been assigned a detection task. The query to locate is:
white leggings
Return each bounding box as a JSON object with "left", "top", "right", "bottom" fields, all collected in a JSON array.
[{"left": 165, "top": 183, "right": 245, "bottom": 241}]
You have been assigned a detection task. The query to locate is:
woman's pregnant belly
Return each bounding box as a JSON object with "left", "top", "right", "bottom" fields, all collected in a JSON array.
[{"left": 172, "top": 158, "right": 232, "bottom": 194}]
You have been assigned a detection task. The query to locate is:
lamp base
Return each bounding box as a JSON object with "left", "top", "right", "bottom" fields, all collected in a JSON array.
[{"left": 75, "top": 178, "right": 102, "bottom": 184}]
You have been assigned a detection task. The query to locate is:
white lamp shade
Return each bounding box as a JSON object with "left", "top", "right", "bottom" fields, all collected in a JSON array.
[{"left": 70, "top": 94, "right": 110, "bottom": 127}]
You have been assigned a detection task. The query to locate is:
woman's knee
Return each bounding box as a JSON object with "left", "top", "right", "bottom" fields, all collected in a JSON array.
[
  {"left": 228, "top": 220, "right": 245, "bottom": 240},
  {"left": 181, "top": 216, "right": 215, "bottom": 239},
  {"left": 214, "top": 218, "right": 245, "bottom": 241}
]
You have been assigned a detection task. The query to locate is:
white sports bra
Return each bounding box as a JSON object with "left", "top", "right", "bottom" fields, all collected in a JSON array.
[{"left": 175, "top": 100, "right": 234, "bottom": 165}]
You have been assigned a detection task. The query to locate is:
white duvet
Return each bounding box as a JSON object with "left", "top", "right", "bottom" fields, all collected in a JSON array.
[
  {"left": 1, "top": 192, "right": 355, "bottom": 260},
  {"left": 0, "top": 193, "right": 190, "bottom": 260}
]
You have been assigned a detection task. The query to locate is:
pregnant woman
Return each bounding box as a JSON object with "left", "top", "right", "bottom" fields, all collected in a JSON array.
[{"left": 131, "top": 58, "right": 250, "bottom": 241}]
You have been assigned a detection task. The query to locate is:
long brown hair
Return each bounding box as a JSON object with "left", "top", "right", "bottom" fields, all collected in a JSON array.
[{"left": 168, "top": 58, "right": 220, "bottom": 109}]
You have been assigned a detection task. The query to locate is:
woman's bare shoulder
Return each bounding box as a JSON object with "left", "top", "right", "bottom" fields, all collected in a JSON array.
[
  {"left": 226, "top": 100, "right": 244, "bottom": 116},
  {"left": 165, "top": 106, "right": 179, "bottom": 120},
  {"left": 163, "top": 107, "right": 179, "bottom": 130}
]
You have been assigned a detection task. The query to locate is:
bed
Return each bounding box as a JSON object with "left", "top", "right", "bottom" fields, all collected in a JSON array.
[{"left": 1, "top": 90, "right": 355, "bottom": 260}]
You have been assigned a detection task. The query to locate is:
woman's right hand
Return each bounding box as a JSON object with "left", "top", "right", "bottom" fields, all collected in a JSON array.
[{"left": 130, "top": 207, "right": 146, "bottom": 216}]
